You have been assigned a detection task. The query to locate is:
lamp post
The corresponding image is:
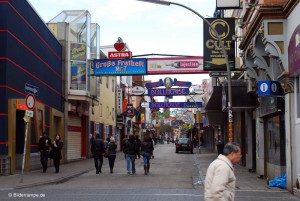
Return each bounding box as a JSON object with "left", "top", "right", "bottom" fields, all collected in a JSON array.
[{"left": 137, "top": 0, "right": 233, "bottom": 142}]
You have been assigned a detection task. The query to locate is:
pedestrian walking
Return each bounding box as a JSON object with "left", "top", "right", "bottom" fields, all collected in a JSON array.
[
  {"left": 141, "top": 135, "right": 154, "bottom": 175},
  {"left": 91, "top": 134, "right": 105, "bottom": 174},
  {"left": 49, "top": 134, "right": 63, "bottom": 173},
  {"left": 107, "top": 137, "right": 117, "bottom": 174},
  {"left": 123, "top": 135, "right": 136, "bottom": 175},
  {"left": 38, "top": 131, "right": 51, "bottom": 173},
  {"left": 135, "top": 135, "right": 141, "bottom": 159},
  {"left": 204, "top": 142, "right": 241, "bottom": 201}
]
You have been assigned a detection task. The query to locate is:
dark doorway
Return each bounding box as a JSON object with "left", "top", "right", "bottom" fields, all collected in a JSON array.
[{"left": 15, "top": 110, "right": 26, "bottom": 170}]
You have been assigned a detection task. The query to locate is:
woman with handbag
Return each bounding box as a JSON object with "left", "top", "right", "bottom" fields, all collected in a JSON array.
[
  {"left": 107, "top": 137, "right": 117, "bottom": 173},
  {"left": 50, "top": 134, "right": 63, "bottom": 173}
]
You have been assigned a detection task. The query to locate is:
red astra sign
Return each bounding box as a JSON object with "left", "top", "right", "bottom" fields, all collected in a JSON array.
[{"left": 108, "top": 51, "right": 132, "bottom": 59}]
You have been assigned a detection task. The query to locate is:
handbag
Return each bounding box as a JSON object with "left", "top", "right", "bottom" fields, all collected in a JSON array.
[
  {"left": 104, "top": 149, "right": 109, "bottom": 158},
  {"left": 48, "top": 150, "right": 54, "bottom": 159}
]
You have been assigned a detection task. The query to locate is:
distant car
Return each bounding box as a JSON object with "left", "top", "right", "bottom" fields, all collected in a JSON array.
[{"left": 175, "top": 138, "right": 193, "bottom": 154}]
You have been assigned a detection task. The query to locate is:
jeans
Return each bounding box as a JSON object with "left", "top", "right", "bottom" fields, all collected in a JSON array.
[
  {"left": 126, "top": 154, "right": 136, "bottom": 174},
  {"left": 143, "top": 152, "right": 151, "bottom": 166},
  {"left": 40, "top": 150, "right": 49, "bottom": 172}
]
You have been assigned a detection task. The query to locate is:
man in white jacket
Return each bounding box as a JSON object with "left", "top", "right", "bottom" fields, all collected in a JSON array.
[{"left": 204, "top": 142, "right": 241, "bottom": 201}]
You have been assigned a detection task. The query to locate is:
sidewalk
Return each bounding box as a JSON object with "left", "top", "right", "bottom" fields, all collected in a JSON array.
[
  {"left": 0, "top": 158, "right": 94, "bottom": 190},
  {"left": 194, "top": 146, "right": 287, "bottom": 192}
]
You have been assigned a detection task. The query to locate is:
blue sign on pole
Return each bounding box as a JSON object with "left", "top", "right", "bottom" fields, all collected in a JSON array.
[
  {"left": 149, "top": 102, "right": 202, "bottom": 108},
  {"left": 93, "top": 58, "right": 147, "bottom": 75},
  {"left": 258, "top": 80, "right": 283, "bottom": 96},
  {"left": 25, "top": 83, "right": 39, "bottom": 96}
]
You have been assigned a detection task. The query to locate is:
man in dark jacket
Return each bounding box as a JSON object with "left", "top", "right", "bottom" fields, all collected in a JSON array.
[
  {"left": 38, "top": 131, "right": 52, "bottom": 173},
  {"left": 91, "top": 134, "right": 105, "bottom": 174},
  {"left": 123, "top": 135, "right": 137, "bottom": 175}
]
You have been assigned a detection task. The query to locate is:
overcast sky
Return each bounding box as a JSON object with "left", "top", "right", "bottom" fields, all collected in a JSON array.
[{"left": 28, "top": 0, "right": 214, "bottom": 101}]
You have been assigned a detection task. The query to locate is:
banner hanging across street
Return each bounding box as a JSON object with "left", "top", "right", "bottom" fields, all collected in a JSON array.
[
  {"left": 93, "top": 58, "right": 147, "bottom": 75},
  {"left": 203, "top": 18, "right": 235, "bottom": 71},
  {"left": 147, "top": 57, "right": 205, "bottom": 74},
  {"left": 147, "top": 88, "right": 190, "bottom": 96},
  {"left": 141, "top": 102, "right": 202, "bottom": 108}
]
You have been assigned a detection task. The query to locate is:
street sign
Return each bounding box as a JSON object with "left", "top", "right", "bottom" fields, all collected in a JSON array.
[
  {"left": 25, "top": 83, "right": 39, "bottom": 96},
  {"left": 209, "top": 71, "right": 228, "bottom": 77},
  {"left": 25, "top": 110, "right": 34, "bottom": 117},
  {"left": 141, "top": 102, "right": 149, "bottom": 108},
  {"left": 258, "top": 80, "right": 283, "bottom": 96},
  {"left": 25, "top": 94, "right": 35, "bottom": 110}
]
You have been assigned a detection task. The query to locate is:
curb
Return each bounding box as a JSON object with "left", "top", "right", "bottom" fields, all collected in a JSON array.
[{"left": 12, "top": 168, "right": 94, "bottom": 190}]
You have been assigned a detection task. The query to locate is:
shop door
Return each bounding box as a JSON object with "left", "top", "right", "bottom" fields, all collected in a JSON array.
[
  {"left": 67, "top": 115, "right": 82, "bottom": 160},
  {"left": 15, "top": 110, "right": 25, "bottom": 170}
]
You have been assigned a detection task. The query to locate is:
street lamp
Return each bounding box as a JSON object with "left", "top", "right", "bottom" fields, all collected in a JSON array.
[{"left": 137, "top": 0, "right": 234, "bottom": 142}]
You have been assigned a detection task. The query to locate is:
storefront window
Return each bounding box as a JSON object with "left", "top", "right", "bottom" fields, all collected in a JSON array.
[
  {"left": 297, "top": 77, "right": 300, "bottom": 120},
  {"left": 68, "top": 12, "right": 91, "bottom": 91}
]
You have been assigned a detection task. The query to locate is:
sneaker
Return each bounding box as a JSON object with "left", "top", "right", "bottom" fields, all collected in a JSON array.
[
  {"left": 96, "top": 171, "right": 99, "bottom": 174},
  {"left": 127, "top": 172, "right": 131, "bottom": 175}
]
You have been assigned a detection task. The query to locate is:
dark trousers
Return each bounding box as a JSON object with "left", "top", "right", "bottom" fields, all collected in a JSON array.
[
  {"left": 53, "top": 158, "right": 60, "bottom": 173},
  {"left": 108, "top": 155, "right": 116, "bottom": 171},
  {"left": 40, "top": 150, "right": 49, "bottom": 172},
  {"left": 94, "top": 154, "right": 103, "bottom": 172}
]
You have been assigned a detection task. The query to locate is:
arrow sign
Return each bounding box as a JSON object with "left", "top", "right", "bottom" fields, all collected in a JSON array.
[{"left": 25, "top": 83, "right": 39, "bottom": 96}]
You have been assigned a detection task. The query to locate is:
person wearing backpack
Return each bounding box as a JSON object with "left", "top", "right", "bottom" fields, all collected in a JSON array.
[{"left": 91, "top": 134, "right": 105, "bottom": 174}]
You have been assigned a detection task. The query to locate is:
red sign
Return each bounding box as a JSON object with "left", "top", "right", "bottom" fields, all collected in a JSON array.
[
  {"left": 108, "top": 51, "right": 132, "bottom": 59},
  {"left": 26, "top": 94, "right": 35, "bottom": 110}
]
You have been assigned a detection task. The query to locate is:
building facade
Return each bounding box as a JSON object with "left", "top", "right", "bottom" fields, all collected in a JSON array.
[{"left": 0, "top": 0, "right": 64, "bottom": 174}]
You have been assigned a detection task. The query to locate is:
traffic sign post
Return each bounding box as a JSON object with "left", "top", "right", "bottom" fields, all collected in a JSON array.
[
  {"left": 25, "top": 83, "right": 39, "bottom": 96},
  {"left": 26, "top": 94, "right": 35, "bottom": 110}
]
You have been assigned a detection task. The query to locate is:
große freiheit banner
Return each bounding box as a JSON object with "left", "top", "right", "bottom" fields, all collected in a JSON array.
[{"left": 93, "top": 58, "right": 147, "bottom": 75}]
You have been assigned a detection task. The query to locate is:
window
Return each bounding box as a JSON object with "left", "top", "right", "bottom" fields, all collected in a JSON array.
[
  {"left": 106, "top": 76, "right": 109, "bottom": 88},
  {"left": 106, "top": 106, "right": 109, "bottom": 119},
  {"left": 112, "top": 108, "right": 115, "bottom": 121},
  {"left": 112, "top": 79, "right": 115, "bottom": 92},
  {"left": 296, "top": 77, "right": 300, "bottom": 122},
  {"left": 100, "top": 103, "right": 102, "bottom": 117},
  {"left": 38, "top": 109, "right": 43, "bottom": 136}
]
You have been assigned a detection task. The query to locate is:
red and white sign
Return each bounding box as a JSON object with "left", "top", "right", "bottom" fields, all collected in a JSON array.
[
  {"left": 26, "top": 94, "right": 35, "bottom": 110},
  {"left": 108, "top": 51, "right": 132, "bottom": 59}
]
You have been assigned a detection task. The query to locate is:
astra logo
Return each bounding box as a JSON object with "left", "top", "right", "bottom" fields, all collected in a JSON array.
[{"left": 108, "top": 51, "right": 132, "bottom": 59}]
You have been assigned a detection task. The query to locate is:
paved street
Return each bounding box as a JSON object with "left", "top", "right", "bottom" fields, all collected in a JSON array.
[{"left": 0, "top": 143, "right": 299, "bottom": 201}]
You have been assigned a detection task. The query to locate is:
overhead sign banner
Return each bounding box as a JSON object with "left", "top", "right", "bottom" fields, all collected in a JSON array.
[
  {"left": 216, "top": 0, "right": 240, "bottom": 9},
  {"left": 147, "top": 88, "right": 190, "bottom": 96},
  {"left": 93, "top": 58, "right": 147, "bottom": 76},
  {"left": 147, "top": 57, "right": 205, "bottom": 74},
  {"left": 143, "top": 102, "right": 202, "bottom": 108},
  {"left": 203, "top": 18, "right": 235, "bottom": 71},
  {"left": 145, "top": 79, "right": 164, "bottom": 88}
]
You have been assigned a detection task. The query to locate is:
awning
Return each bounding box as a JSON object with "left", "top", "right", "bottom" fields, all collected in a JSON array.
[
  {"left": 205, "top": 86, "right": 222, "bottom": 111},
  {"left": 205, "top": 81, "right": 259, "bottom": 112}
]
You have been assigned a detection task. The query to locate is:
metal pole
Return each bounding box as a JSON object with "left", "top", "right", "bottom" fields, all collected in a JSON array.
[
  {"left": 21, "top": 118, "right": 29, "bottom": 183},
  {"left": 137, "top": 0, "right": 233, "bottom": 142}
]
